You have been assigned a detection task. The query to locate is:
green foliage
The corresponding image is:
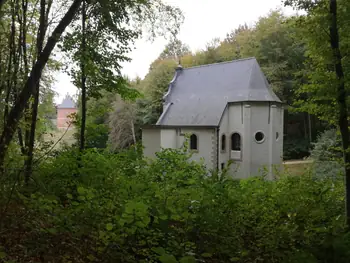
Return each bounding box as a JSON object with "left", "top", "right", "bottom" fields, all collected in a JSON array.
[
  {"left": 1, "top": 147, "right": 349, "bottom": 262},
  {"left": 311, "top": 129, "right": 344, "bottom": 179},
  {"left": 88, "top": 10, "right": 325, "bottom": 152},
  {"left": 283, "top": 137, "right": 311, "bottom": 160},
  {"left": 76, "top": 92, "right": 115, "bottom": 149},
  {"left": 284, "top": 0, "right": 350, "bottom": 124}
]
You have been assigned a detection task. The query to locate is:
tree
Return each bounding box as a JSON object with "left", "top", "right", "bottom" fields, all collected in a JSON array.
[
  {"left": 0, "top": 0, "right": 184, "bottom": 171},
  {"left": 284, "top": 0, "right": 350, "bottom": 225},
  {"left": 158, "top": 38, "right": 191, "bottom": 61},
  {"left": 61, "top": 0, "right": 183, "bottom": 152},
  {"left": 24, "top": 0, "right": 53, "bottom": 182},
  {"left": 0, "top": 0, "right": 83, "bottom": 170},
  {"left": 108, "top": 96, "right": 138, "bottom": 150}
]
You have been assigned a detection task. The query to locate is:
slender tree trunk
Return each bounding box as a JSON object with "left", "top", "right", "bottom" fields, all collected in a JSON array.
[
  {"left": 24, "top": 0, "right": 47, "bottom": 183},
  {"left": 303, "top": 112, "right": 308, "bottom": 139},
  {"left": 4, "top": 0, "right": 16, "bottom": 126},
  {"left": 79, "top": 0, "right": 86, "bottom": 152},
  {"left": 0, "top": 0, "right": 82, "bottom": 170},
  {"left": 308, "top": 113, "right": 312, "bottom": 142},
  {"left": 20, "top": 0, "right": 31, "bottom": 151},
  {"left": 329, "top": 0, "right": 350, "bottom": 226},
  {"left": 131, "top": 120, "right": 136, "bottom": 145}
]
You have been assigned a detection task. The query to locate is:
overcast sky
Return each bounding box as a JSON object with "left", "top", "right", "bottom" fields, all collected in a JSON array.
[{"left": 53, "top": 0, "right": 295, "bottom": 103}]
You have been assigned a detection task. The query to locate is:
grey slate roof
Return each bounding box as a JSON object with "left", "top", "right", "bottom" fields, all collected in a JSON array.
[
  {"left": 57, "top": 95, "right": 76, "bottom": 109},
  {"left": 157, "top": 57, "right": 281, "bottom": 126}
]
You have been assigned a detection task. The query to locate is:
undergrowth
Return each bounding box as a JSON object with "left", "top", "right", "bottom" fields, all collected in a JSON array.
[{"left": 0, "top": 147, "right": 349, "bottom": 263}]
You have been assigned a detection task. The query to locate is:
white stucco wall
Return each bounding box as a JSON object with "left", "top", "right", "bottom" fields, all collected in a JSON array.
[
  {"left": 160, "top": 129, "right": 177, "bottom": 149},
  {"left": 177, "top": 128, "right": 216, "bottom": 170},
  {"left": 218, "top": 103, "right": 245, "bottom": 177},
  {"left": 142, "top": 128, "right": 161, "bottom": 158},
  {"left": 142, "top": 127, "right": 216, "bottom": 170},
  {"left": 249, "top": 102, "right": 271, "bottom": 176},
  {"left": 218, "top": 102, "right": 284, "bottom": 179}
]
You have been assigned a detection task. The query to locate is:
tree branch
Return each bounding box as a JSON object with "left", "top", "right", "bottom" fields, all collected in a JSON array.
[{"left": 0, "top": 0, "right": 83, "bottom": 169}]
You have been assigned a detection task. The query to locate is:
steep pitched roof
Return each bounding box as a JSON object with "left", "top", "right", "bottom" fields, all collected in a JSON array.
[
  {"left": 157, "top": 57, "right": 281, "bottom": 126},
  {"left": 57, "top": 95, "right": 76, "bottom": 109}
]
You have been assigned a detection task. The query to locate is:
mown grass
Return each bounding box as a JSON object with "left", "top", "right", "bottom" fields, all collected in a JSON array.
[{"left": 283, "top": 160, "right": 313, "bottom": 176}]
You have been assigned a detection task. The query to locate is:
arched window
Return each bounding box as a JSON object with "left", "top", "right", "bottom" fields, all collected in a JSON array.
[
  {"left": 190, "top": 134, "right": 198, "bottom": 150},
  {"left": 221, "top": 134, "right": 226, "bottom": 151},
  {"left": 231, "top": 133, "right": 241, "bottom": 151}
]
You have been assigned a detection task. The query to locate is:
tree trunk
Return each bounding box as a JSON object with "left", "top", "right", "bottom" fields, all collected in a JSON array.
[
  {"left": 4, "top": 0, "right": 16, "bottom": 126},
  {"left": 131, "top": 120, "right": 136, "bottom": 145},
  {"left": 0, "top": 0, "right": 82, "bottom": 170},
  {"left": 308, "top": 113, "right": 312, "bottom": 142},
  {"left": 79, "top": 0, "right": 86, "bottom": 152},
  {"left": 329, "top": 0, "right": 350, "bottom": 226},
  {"left": 24, "top": 0, "right": 47, "bottom": 183}
]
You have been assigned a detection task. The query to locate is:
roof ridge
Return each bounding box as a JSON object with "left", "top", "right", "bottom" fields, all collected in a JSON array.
[{"left": 183, "top": 57, "right": 256, "bottom": 70}]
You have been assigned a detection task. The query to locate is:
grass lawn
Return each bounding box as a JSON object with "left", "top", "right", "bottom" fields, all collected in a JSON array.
[{"left": 283, "top": 160, "right": 313, "bottom": 176}]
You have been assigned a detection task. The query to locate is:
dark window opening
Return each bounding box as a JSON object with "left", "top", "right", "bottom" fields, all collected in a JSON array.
[
  {"left": 231, "top": 133, "right": 241, "bottom": 151},
  {"left": 221, "top": 162, "right": 225, "bottom": 170},
  {"left": 221, "top": 134, "right": 226, "bottom": 151},
  {"left": 190, "top": 134, "right": 198, "bottom": 150},
  {"left": 255, "top": 131, "right": 265, "bottom": 143}
]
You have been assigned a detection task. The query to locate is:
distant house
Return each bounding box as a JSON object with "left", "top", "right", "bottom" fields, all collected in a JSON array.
[
  {"left": 141, "top": 58, "right": 284, "bottom": 179},
  {"left": 56, "top": 94, "right": 77, "bottom": 129}
]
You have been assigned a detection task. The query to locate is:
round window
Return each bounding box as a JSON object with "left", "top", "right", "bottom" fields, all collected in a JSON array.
[
  {"left": 255, "top": 131, "right": 265, "bottom": 143},
  {"left": 276, "top": 132, "right": 279, "bottom": 140}
]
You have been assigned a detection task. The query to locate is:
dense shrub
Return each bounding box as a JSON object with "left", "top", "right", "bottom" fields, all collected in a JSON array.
[
  {"left": 0, "top": 147, "right": 349, "bottom": 263},
  {"left": 311, "top": 129, "right": 344, "bottom": 179},
  {"left": 283, "top": 137, "right": 311, "bottom": 160}
]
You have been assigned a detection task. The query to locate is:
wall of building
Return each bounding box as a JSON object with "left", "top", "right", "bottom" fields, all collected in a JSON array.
[
  {"left": 142, "top": 102, "right": 283, "bottom": 179},
  {"left": 178, "top": 128, "right": 216, "bottom": 170},
  {"left": 160, "top": 129, "right": 177, "bottom": 149},
  {"left": 57, "top": 108, "right": 77, "bottom": 129},
  {"left": 142, "top": 127, "right": 216, "bottom": 170},
  {"left": 218, "top": 102, "right": 283, "bottom": 179},
  {"left": 249, "top": 102, "right": 271, "bottom": 176},
  {"left": 142, "top": 128, "right": 161, "bottom": 158},
  {"left": 218, "top": 103, "right": 244, "bottom": 177}
]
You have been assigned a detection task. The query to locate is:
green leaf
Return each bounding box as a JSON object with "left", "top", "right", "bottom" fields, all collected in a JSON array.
[
  {"left": 77, "top": 186, "right": 85, "bottom": 195},
  {"left": 106, "top": 223, "right": 113, "bottom": 231},
  {"left": 201, "top": 253, "right": 212, "bottom": 258},
  {"left": 0, "top": 251, "right": 6, "bottom": 259},
  {"left": 87, "top": 254, "right": 96, "bottom": 261},
  {"left": 179, "top": 256, "right": 196, "bottom": 263},
  {"left": 159, "top": 254, "right": 178, "bottom": 263},
  {"left": 152, "top": 246, "right": 166, "bottom": 255},
  {"left": 47, "top": 228, "right": 57, "bottom": 234}
]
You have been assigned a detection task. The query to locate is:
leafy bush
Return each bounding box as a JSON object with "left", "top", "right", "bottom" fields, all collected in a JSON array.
[
  {"left": 311, "top": 129, "right": 344, "bottom": 179},
  {"left": 283, "top": 137, "right": 311, "bottom": 160},
  {"left": 0, "top": 147, "right": 349, "bottom": 263}
]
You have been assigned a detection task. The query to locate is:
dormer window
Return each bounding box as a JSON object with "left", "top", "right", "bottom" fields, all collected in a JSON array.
[{"left": 190, "top": 134, "right": 198, "bottom": 150}]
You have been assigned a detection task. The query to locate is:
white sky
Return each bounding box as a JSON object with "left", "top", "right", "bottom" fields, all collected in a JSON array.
[{"left": 53, "top": 0, "right": 295, "bottom": 103}]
